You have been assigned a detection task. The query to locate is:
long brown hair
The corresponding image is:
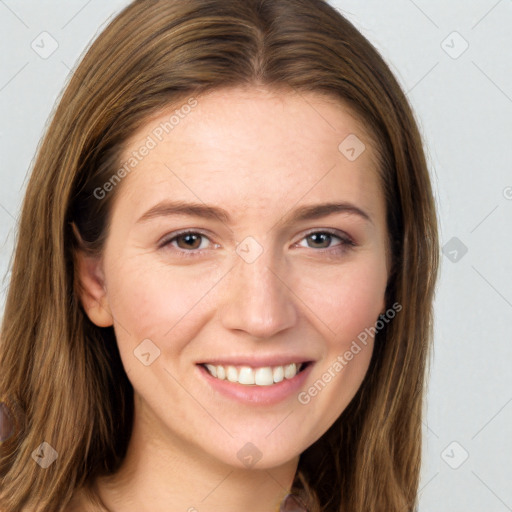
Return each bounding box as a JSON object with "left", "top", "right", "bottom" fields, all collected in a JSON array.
[{"left": 0, "top": 0, "right": 439, "bottom": 510}]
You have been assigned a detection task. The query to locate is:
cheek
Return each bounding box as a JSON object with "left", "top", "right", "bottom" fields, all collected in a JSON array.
[
  {"left": 297, "top": 257, "right": 387, "bottom": 339},
  {"left": 103, "top": 255, "right": 223, "bottom": 349},
  {"left": 294, "top": 261, "right": 385, "bottom": 438}
]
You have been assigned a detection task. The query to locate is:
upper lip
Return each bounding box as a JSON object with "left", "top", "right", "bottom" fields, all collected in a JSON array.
[{"left": 197, "top": 356, "right": 314, "bottom": 367}]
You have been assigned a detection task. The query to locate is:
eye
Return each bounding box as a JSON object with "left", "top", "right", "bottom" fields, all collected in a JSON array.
[
  {"left": 159, "top": 229, "right": 356, "bottom": 258},
  {"left": 159, "top": 230, "right": 216, "bottom": 257},
  {"left": 296, "top": 230, "right": 355, "bottom": 253}
]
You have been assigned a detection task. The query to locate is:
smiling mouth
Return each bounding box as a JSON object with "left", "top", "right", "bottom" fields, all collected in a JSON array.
[{"left": 200, "top": 362, "right": 310, "bottom": 386}]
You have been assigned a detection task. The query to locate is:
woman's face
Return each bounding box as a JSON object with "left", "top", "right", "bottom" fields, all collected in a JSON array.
[{"left": 79, "top": 86, "right": 390, "bottom": 470}]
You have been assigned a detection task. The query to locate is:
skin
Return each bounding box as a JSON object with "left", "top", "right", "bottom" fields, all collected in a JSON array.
[{"left": 74, "top": 86, "right": 390, "bottom": 512}]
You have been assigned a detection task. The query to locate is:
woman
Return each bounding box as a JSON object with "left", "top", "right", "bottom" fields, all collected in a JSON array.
[{"left": 0, "top": 0, "right": 439, "bottom": 511}]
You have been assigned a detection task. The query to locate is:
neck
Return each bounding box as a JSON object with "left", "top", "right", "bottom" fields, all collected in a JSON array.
[{"left": 91, "top": 396, "right": 299, "bottom": 512}]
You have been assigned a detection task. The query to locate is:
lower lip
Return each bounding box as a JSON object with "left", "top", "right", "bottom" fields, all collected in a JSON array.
[{"left": 198, "top": 364, "right": 314, "bottom": 405}]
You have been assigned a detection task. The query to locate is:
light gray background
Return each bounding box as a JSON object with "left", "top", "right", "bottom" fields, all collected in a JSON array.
[{"left": 1, "top": 1, "right": 511, "bottom": 510}]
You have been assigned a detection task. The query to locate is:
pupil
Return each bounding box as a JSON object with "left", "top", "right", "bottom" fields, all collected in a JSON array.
[
  {"left": 182, "top": 234, "right": 199, "bottom": 248},
  {"left": 310, "top": 233, "right": 330, "bottom": 248}
]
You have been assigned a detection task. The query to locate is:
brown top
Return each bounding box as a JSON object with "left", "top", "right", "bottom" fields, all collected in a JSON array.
[{"left": 278, "top": 493, "right": 309, "bottom": 512}]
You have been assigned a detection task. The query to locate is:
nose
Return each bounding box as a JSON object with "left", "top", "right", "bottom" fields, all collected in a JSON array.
[{"left": 219, "top": 244, "right": 298, "bottom": 339}]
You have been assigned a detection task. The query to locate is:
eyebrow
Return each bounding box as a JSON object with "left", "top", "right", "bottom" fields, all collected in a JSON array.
[{"left": 136, "top": 200, "right": 373, "bottom": 226}]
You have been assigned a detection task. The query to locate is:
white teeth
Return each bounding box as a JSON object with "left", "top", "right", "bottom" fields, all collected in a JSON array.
[
  {"left": 216, "top": 365, "right": 225, "bottom": 380},
  {"left": 226, "top": 365, "right": 238, "bottom": 383},
  {"left": 254, "top": 367, "right": 274, "bottom": 386},
  {"left": 205, "top": 364, "right": 217, "bottom": 377},
  {"left": 238, "top": 366, "right": 255, "bottom": 385},
  {"left": 284, "top": 363, "right": 297, "bottom": 380},
  {"left": 204, "top": 362, "right": 304, "bottom": 386},
  {"left": 272, "top": 366, "right": 284, "bottom": 383}
]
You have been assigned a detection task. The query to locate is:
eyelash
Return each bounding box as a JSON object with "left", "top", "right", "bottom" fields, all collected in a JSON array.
[{"left": 158, "top": 229, "right": 356, "bottom": 259}]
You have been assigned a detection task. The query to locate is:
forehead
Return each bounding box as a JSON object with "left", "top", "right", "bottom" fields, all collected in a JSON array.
[{"left": 115, "top": 87, "right": 384, "bottom": 225}]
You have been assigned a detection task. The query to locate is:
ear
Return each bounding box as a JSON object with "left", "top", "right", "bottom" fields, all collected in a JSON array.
[{"left": 74, "top": 249, "right": 114, "bottom": 328}]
